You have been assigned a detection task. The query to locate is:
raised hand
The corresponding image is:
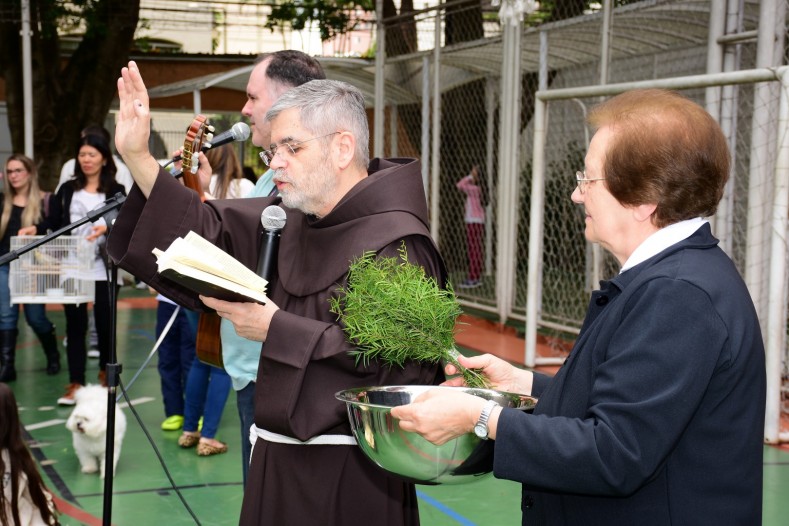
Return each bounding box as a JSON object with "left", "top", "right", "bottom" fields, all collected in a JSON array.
[
  {"left": 116, "top": 61, "right": 163, "bottom": 197},
  {"left": 116, "top": 61, "right": 151, "bottom": 161}
]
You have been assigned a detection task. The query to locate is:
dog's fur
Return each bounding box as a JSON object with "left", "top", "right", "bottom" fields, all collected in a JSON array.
[{"left": 65, "top": 384, "right": 127, "bottom": 478}]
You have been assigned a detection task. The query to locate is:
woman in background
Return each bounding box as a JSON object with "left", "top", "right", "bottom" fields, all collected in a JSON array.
[
  {"left": 0, "top": 382, "right": 59, "bottom": 525},
  {"left": 176, "top": 145, "right": 249, "bottom": 456},
  {"left": 0, "top": 155, "right": 60, "bottom": 382},
  {"left": 203, "top": 145, "right": 254, "bottom": 199},
  {"left": 46, "top": 134, "right": 125, "bottom": 405}
]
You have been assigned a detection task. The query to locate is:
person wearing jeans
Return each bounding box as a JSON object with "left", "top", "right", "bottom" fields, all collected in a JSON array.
[
  {"left": 0, "top": 154, "right": 60, "bottom": 382},
  {"left": 155, "top": 295, "right": 196, "bottom": 431},
  {"left": 177, "top": 310, "right": 232, "bottom": 456}
]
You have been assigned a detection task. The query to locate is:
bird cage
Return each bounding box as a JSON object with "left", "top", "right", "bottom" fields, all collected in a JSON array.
[{"left": 9, "top": 235, "right": 96, "bottom": 304}]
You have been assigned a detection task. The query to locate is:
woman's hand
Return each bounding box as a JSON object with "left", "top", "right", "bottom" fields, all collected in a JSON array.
[
  {"left": 17, "top": 226, "right": 37, "bottom": 236},
  {"left": 86, "top": 224, "right": 107, "bottom": 242},
  {"left": 391, "top": 389, "right": 487, "bottom": 445},
  {"left": 442, "top": 353, "right": 533, "bottom": 395}
]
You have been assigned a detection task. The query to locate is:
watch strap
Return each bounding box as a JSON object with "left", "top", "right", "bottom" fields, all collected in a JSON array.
[{"left": 476, "top": 399, "right": 499, "bottom": 439}]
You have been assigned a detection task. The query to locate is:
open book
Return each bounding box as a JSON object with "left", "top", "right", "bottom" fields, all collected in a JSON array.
[{"left": 152, "top": 231, "right": 267, "bottom": 304}]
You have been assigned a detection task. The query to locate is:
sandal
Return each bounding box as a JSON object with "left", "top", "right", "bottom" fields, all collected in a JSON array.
[
  {"left": 178, "top": 431, "right": 201, "bottom": 448},
  {"left": 196, "top": 438, "right": 228, "bottom": 456}
]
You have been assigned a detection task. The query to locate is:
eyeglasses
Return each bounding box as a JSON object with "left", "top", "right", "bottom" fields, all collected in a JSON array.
[
  {"left": 6, "top": 168, "right": 27, "bottom": 175},
  {"left": 260, "top": 132, "right": 339, "bottom": 166},
  {"left": 575, "top": 171, "right": 605, "bottom": 194}
]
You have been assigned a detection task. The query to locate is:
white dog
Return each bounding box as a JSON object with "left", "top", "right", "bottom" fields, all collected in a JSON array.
[{"left": 65, "top": 384, "right": 127, "bottom": 478}]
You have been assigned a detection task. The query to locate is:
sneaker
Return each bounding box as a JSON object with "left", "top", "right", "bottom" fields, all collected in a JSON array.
[
  {"left": 87, "top": 348, "right": 100, "bottom": 359},
  {"left": 162, "top": 415, "right": 184, "bottom": 431},
  {"left": 57, "top": 383, "right": 83, "bottom": 406},
  {"left": 457, "top": 279, "right": 482, "bottom": 289}
]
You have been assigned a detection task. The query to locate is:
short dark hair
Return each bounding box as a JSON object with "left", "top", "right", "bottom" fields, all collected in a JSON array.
[
  {"left": 588, "top": 89, "right": 730, "bottom": 228},
  {"left": 255, "top": 50, "right": 326, "bottom": 89}
]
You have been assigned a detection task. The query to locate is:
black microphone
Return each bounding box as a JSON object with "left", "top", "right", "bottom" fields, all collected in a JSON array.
[
  {"left": 257, "top": 205, "right": 287, "bottom": 284},
  {"left": 169, "top": 122, "right": 251, "bottom": 163}
]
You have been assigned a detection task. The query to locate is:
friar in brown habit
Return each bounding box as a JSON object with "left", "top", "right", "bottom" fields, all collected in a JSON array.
[{"left": 110, "top": 62, "right": 445, "bottom": 525}]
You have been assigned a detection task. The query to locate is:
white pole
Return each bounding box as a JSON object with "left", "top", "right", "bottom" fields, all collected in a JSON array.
[
  {"left": 744, "top": 0, "right": 779, "bottom": 321},
  {"left": 389, "top": 105, "right": 398, "bottom": 157},
  {"left": 421, "top": 56, "right": 430, "bottom": 199},
  {"left": 192, "top": 90, "right": 202, "bottom": 116},
  {"left": 485, "top": 78, "right": 496, "bottom": 276},
  {"left": 21, "top": 0, "right": 34, "bottom": 157},
  {"left": 525, "top": 97, "right": 546, "bottom": 368},
  {"left": 429, "top": 12, "right": 441, "bottom": 242},
  {"left": 764, "top": 68, "right": 789, "bottom": 444},
  {"left": 496, "top": 22, "right": 516, "bottom": 323},
  {"left": 374, "top": 0, "right": 385, "bottom": 159}
]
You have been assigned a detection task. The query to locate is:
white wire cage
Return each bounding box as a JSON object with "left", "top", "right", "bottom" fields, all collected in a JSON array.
[{"left": 9, "top": 235, "right": 96, "bottom": 304}]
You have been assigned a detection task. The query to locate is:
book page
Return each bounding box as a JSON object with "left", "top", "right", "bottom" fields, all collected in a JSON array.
[
  {"left": 153, "top": 231, "right": 267, "bottom": 294},
  {"left": 156, "top": 260, "right": 268, "bottom": 304}
]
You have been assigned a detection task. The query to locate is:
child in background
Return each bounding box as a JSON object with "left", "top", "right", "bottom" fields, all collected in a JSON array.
[
  {"left": 456, "top": 164, "right": 487, "bottom": 288},
  {"left": 0, "top": 382, "right": 59, "bottom": 525}
]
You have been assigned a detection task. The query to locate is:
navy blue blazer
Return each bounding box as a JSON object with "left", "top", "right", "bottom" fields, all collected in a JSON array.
[{"left": 494, "top": 224, "right": 765, "bottom": 525}]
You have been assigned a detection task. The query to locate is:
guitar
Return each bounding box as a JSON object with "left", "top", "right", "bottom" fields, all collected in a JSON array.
[{"left": 178, "top": 115, "right": 224, "bottom": 369}]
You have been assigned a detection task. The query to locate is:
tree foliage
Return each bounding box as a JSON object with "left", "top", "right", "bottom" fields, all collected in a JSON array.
[
  {"left": 265, "top": 0, "right": 374, "bottom": 42},
  {"left": 0, "top": 0, "right": 140, "bottom": 189}
]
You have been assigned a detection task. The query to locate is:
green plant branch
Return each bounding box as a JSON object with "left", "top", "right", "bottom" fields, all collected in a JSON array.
[{"left": 329, "top": 243, "right": 488, "bottom": 389}]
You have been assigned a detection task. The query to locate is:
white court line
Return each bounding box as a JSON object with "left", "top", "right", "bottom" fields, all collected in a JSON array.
[
  {"left": 25, "top": 419, "right": 66, "bottom": 430},
  {"left": 118, "top": 396, "right": 156, "bottom": 409}
]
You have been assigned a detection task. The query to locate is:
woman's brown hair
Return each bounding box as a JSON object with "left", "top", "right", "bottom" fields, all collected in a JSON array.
[
  {"left": 0, "top": 382, "right": 59, "bottom": 525},
  {"left": 205, "top": 146, "right": 244, "bottom": 199},
  {"left": 588, "top": 89, "right": 730, "bottom": 228}
]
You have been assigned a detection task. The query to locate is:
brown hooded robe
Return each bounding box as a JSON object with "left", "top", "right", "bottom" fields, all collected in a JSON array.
[{"left": 108, "top": 158, "right": 445, "bottom": 525}]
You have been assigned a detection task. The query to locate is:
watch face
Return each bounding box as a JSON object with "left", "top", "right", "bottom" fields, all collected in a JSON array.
[{"left": 474, "top": 423, "right": 487, "bottom": 439}]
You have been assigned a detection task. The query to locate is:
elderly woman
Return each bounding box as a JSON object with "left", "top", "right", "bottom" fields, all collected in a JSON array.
[{"left": 393, "top": 89, "right": 766, "bottom": 525}]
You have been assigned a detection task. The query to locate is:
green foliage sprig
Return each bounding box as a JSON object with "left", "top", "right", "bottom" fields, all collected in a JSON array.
[{"left": 329, "top": 243, "right": 488, "bottom": 388}]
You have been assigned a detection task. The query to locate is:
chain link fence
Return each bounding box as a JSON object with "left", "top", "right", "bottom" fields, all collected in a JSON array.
[
  {"left": 376, "top": 0, "right": 787, "bottom": 435},
  {"left": 138, "top": 0, "right": 787, "bottom": 434}
]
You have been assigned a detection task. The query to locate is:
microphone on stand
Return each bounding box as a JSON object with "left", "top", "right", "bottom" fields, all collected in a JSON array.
[
  {"left": 168, "top": 122, "right": 251, "bottom": 164},
  {"left": 258, "top": 205, "right": 287, "bottom": 284},
  {"left": 202, "top": 122, "right": 251, "bottom": 151}
]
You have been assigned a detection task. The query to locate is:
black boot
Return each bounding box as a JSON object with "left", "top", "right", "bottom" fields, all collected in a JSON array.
[
  {"left": 0, "top": 329, "right": 18, "bottom": 382},
  {"left": 36, "top": 327, "right": 60, "bottom": 375}
]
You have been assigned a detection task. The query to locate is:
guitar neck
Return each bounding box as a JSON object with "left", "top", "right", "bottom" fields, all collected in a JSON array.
[{"left": 181, "top": 114, "right": 212, "bottom": 200}]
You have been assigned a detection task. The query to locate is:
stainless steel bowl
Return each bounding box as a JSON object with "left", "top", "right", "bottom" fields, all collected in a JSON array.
[{"left": 335, "top": 385, "right": 537, "bottom": 485}]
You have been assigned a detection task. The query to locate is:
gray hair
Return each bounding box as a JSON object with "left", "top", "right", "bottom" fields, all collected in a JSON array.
[{"left": 266, "top": 79, "right": 370, "bottom": 170}]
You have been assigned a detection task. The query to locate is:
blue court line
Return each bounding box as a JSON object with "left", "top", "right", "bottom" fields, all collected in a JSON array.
[{"left": 416, "top": 490, "right": 477, "bottom": 526}]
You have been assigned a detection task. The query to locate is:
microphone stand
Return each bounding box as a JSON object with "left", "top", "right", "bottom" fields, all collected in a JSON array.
[{"left": 0, "top": 192, "right": 126, "bottom": 526}]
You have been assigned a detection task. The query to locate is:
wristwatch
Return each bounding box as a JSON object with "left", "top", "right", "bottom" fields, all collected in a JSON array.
[{"left": 473, "top": 399, "right": 499, "bottom": 440}]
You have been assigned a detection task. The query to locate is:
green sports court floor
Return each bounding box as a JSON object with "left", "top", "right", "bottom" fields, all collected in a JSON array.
[{"left": 8, "top": 287, "right": 789, "bottom": 525}]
